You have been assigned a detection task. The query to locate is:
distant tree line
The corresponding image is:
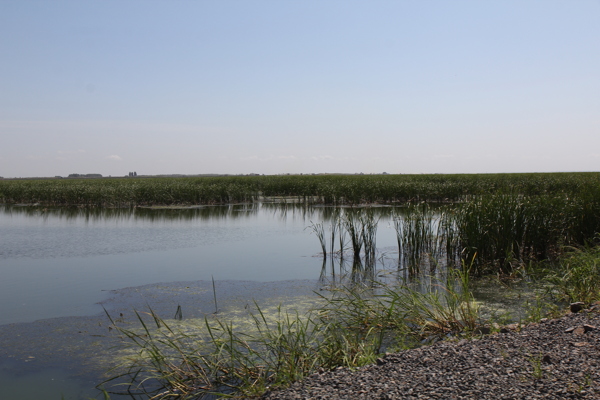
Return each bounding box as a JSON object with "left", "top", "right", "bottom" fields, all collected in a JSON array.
[{"left": 68, "top": 173, "right": 103, "bottom": 178}]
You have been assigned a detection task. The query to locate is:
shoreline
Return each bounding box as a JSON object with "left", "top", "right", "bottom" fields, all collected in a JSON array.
[{"left": 257, "top": 310, "right": 600, "bottom": 399}]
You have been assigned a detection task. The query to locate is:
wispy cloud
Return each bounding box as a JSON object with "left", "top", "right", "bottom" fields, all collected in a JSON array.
[
  {"left": 57, "top": 149, "right": 86, "bottom": 155},
  {"left": 311, "top": 155, "right": 334, "bottom": 161},
  {"left": 241, "top": 155, "right": 298, "bottom": 162},
  {"left": 310, "top": 155, "right": 353, "bottom": 161},
  {"left": 107, "top": 155, "right": 123, "bottom": 161}
]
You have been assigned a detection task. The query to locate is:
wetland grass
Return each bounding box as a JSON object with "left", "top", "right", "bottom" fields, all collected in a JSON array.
[
  {"left": 544, "top": 244, "right": 600, "bottom": 305},
  {"left": 3, "top": 172, "right": 599, "bottom": 207},
  {"left": 101, "top": 269, "right": 485, "bottom": 400}
]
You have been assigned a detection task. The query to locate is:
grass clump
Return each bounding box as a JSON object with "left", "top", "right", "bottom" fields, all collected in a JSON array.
[
  {"left": 544, "top": 244, "right": 600, "bottom": 305},
  {"left": 100, "top": 268, "right": 483, "bottom": 399}
]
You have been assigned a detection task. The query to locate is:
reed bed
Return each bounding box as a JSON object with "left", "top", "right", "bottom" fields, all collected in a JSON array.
[
  {"left": 311, "top": 191, "right": 600, "bottom": 278},
  {"left": 2, "top": 172, "right": 599, "bottom": 207}
]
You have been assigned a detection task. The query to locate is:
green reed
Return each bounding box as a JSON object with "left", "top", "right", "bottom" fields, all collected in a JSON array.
[
  {"left": 309, "top": 221, "right": 327, "bottom": 261},
  {"left": 394, "top": 204, "right": 440, "bottom": 275},
  {"left": 319, "top": 190, "right": 600, "bottom": 278}
]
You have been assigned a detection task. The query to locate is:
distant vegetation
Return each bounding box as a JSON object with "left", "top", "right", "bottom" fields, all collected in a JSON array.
[
  {"left": 0, "top": 172, "right": 599, "bottom": 207},
  {"left": 67, "top": 173, "right": 103, "bottom": 178}
]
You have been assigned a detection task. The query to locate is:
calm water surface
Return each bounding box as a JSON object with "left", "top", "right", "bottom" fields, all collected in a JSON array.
[{"left": 0, "top": 204, "right": 400, "bottom": 399}]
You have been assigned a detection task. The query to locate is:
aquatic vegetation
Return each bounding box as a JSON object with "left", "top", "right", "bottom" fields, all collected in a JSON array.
[
  {"left": 544, "top": 244, "right": 600, "bottom": 305},
  {"left": 393, "top": 203, "right": 440, "bottom": 275},
  {"left": 314, "top": 191, "right": 600, "bottom": 277},
  {"left": 100, "top": 270, "right": 484, "bottom": 399}
]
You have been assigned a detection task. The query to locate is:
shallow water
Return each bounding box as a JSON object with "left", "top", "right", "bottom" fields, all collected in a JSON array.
[{"left": 0, "top": 204, "right": 400, "bottom": 399}]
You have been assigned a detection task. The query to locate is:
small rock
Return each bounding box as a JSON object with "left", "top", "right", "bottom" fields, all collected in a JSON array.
[
  {"left": 565, "top": 326, "right": 576, "bottom": 333},
  {"left": 573, "top": 327, "right": 586, "bottom": 335},
  {"left": 474, "top": 326, "right": 491, "bottom": 335},
  {"left": 570, "top": 302, "right": 586, "bottom": 313},
  {"left": 376, "top": 358, "right": 387, "bottom": 366},
  {"left": 542, "top": 354, "right": 552, "bottom": 364},
  {"left": 583, "top": 324, "right": 596, "bottom": 332}
]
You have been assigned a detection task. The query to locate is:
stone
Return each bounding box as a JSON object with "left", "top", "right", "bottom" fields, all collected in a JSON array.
[
  {"left": 474, "top": 326, "right": 491, "bottom": 335},
  {"left": 570, "top": 302, "right": 586, "bottom": 313},
  {"left": 573, "top": 327, "right": 586, "bottom": 335},
  {"left": 542, "top": 355, "right": 552, "bottom": 364},
  {"left": 504, "top": 323, "right": 520, "bottom": 331}
]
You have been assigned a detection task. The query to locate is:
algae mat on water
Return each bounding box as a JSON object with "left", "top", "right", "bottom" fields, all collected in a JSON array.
[{"left": 0, "top": 279, "right": 325, "bottom": 400}]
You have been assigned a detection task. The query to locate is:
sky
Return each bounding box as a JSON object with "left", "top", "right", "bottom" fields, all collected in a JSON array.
[{"left": 1, "top": 1, "right": 599, "bottom": 178}]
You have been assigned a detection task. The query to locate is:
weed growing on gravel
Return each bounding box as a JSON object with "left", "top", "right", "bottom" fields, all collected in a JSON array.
[{"left": 528, "top": 352, "right": 544, "bottom": 380}]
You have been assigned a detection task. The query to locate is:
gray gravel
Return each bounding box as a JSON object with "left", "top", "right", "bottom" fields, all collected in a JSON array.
[{"left": 257, "top": 311, "right": 600, "bottom": 399}]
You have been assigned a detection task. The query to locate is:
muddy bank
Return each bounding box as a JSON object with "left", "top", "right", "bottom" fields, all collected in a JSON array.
[{"left": 258, "top": 311, "right": 600, "bottom": 399}]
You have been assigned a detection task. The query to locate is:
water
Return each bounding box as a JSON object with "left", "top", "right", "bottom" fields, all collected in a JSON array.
[
  {"left": 0, "top": 204, "right": 538, "bottom": 399},
  {"left": 0, "top": 204, "right": 401, "bottom": 399}
]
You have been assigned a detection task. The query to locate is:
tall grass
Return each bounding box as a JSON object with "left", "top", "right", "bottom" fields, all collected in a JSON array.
[
  {"left": 317, "top": 191, "right": 600, "bottom": 278},
  {"left": 454, "top": 193, "right": 600, "bottom": 275},
  {"left": 394, "top": 204, "right": 439, "bottom": 275}
]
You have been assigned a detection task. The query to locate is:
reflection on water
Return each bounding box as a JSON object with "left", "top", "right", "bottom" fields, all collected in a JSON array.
[{"left": 1, "top": 202, "right": 403, "bottom": 222}]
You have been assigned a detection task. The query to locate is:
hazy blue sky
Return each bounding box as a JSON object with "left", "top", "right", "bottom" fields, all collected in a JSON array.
[{"left": 1, "top": 1, "right": 599, "bottom": 178}]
